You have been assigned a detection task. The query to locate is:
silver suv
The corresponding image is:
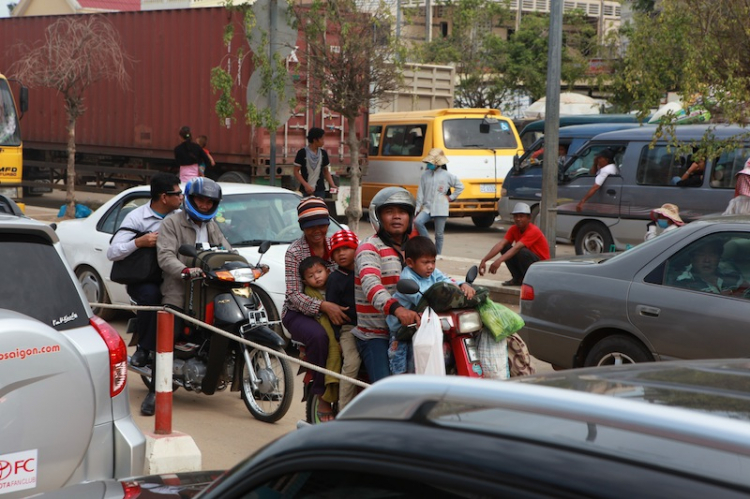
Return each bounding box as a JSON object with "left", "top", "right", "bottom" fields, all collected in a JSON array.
[{"left": 0, "top": 199, "right": 145, "bottom": 498}]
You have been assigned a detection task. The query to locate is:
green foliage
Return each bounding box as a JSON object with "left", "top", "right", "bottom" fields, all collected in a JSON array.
[{"left": 610, "top": 0, "right": 750, "bottom": 151}]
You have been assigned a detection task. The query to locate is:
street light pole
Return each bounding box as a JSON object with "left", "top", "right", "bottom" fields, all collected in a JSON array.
[{"left": 541, "top": 0, "right": 562, "bottom": 258}]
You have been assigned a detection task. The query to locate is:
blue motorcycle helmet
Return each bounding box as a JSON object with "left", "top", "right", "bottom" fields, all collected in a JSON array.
[{"left": 183, "top": 177, "right": 222, "bottom": 222}]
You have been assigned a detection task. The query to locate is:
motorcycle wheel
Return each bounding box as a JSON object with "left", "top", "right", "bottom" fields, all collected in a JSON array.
[
  {"left": 305, "top": 391, "right": 339, "bottom": 425},
  {"left": 241, "top": 347, "right": 293, "bottom": 423}
]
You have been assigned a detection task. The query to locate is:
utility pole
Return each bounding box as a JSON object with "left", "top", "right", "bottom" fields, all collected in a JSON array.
[
  {"left": 426, "top": 0, "right": 432, "bottom": 42},
  {"left": 515, "top": 0, "right": 521, "bottom": 32},
  {"left": 268, "top": 0, "right": 278, "bottom": 186},
  {"left": 541, "top": 0, "right": 562, "bottom": 258}
]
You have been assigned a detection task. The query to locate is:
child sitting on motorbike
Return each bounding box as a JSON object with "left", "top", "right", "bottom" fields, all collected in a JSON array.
[
  {"left": 299, "top": 255, "right": 341, "bottom": 419},
  {"left": 326, "top": 230, "right": 360, "bottom": 410},
  {"left": 386, "top": 236, "right": 476, "bottom": 374}
]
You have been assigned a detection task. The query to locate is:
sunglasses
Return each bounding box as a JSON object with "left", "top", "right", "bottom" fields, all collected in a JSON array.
[{"left": 164, "top": 190, "right": 183, "bottom": 197}]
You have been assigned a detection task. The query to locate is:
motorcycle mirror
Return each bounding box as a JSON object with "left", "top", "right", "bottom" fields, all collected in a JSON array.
[
  {"left": 179, "top": 244, "right": 199, "bottom": 258},
  {"left": 465, "top": 265, "right": 478, "bottom": 284},
  {"left": 396, "top": 278, "right": 420, "bottom": 295},
  {"left": 258, "top": 240, "right": 272, "bottom": 254}
]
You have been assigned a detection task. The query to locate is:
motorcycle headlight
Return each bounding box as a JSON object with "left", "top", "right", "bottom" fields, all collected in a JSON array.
[
  {"left": 457, "top": 310, "right": 482, "bottom": 334},
  {"left": 216, "top": 268, "right": 255, "bottom": 283}
]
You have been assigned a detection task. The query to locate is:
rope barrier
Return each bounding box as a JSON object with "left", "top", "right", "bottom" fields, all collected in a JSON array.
[{"left": 92, "top": 302, "right": 371, "bottom": 389}]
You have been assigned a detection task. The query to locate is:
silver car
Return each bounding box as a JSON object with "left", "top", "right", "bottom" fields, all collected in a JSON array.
[
  {"left": 0, "top": 202, "right": 144, "bottom": 498},
  {"left": 520, "top": 215, "right": 750, "bottom": 369}
]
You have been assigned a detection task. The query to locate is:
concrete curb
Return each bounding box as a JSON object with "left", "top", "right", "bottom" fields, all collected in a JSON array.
[{"left": 143, "top": 431, "right": 202, "bottom": 474}]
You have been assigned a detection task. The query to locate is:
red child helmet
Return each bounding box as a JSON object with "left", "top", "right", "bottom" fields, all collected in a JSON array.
[{"left": 330, "top": 229, "right": 359, "bottom": 253}]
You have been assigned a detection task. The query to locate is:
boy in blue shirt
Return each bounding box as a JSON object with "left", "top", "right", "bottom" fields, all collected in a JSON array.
[{"left": 386, "top": 236, "right": 475, "bottom": 374}]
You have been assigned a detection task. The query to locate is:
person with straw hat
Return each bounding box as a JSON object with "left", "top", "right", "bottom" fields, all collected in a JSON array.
[
  {"left": 645, "top": 203, "right": 684, "bottom": 241},
  {"left": 414, "top": 148, "right": 464, "bottom": 255}
]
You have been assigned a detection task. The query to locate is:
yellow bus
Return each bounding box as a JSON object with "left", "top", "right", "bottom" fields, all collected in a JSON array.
[
  {"left": 364, "top": 108, "right": 523, "bottom": 227},
  {"left": 0, "top": 73, "right": 27, "bottom": 206}
]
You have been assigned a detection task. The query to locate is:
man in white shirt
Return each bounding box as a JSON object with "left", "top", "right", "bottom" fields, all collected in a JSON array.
[
  {"left": 576, "top": 148, "right": 618, "bottom": 212},
  {"left": 107, "top": 172, "right": 182, "bottom": 415}
]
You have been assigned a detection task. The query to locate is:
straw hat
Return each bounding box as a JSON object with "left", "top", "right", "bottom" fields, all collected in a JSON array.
[
  {"left": 422, "top": 148, "right": 449, "bottom": 166},
  {"left": 651, "top": 203, "right": 684, "bottom": 226}
]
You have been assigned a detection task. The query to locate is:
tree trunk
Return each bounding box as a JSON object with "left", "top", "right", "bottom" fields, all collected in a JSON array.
[
  {"left": 65, "top": 117, "right": 77, "bottom": 219},
  {"left": 344, "top": 116, "right": 363, "bottom": 232}
]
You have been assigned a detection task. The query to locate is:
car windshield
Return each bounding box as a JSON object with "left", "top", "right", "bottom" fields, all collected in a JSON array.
[
  {"left": 443, "top": 118, "right": 518, "bottom": 149},
  {"left": 216, "top": 192, "right": 341, "bottom": 246}
]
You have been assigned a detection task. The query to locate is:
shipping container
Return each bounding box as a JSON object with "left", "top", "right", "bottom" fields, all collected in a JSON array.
[{"left": 0, "top": 7, "right": 366, "bottom": 190}]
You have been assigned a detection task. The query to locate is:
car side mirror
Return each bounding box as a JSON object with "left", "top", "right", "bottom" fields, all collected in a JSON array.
[
  {"left": 465, "top": 265, "right": 478, "bottom": 284},
  {"left": 258, "top": 240, "right": 271, "bottom": 254}
]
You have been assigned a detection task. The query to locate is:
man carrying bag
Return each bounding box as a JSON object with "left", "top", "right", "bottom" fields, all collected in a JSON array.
[{"left": 107, "top": 173, "right": 182, "bottom": 416}]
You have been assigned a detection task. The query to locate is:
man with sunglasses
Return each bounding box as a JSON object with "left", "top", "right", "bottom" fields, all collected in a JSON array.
[{"left": 107, "top": 172, "right": 182, "bottom": 416}]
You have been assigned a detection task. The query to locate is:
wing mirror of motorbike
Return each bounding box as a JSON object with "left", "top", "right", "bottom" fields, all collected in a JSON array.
[
  {"left": 179, "top": 244, "right": 199, "bottom": 258},
  {"left": 258, "top": 240, "right": 272, "bottom": 254},
  {"left": 396, "top": 278, "right": 420, "bottom": 295},
  {"left": 465, "top": 265, "right": 479, "bottom": 284}
]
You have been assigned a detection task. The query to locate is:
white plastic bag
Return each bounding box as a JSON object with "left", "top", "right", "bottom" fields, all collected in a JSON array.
[
  {"left": 412, "top": 307, "right": 446, "bottom": 376},
  {"left": 478, "top": 330, "right": 509, "bottom": 380}
]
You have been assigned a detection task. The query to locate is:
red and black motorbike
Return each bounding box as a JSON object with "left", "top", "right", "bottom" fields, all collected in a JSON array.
[
  {"left": 129, "top": 241, "right": 293, "bottom": 423},
  {"left": 302, "top": 266, "right": 485, "bottom": 424}
]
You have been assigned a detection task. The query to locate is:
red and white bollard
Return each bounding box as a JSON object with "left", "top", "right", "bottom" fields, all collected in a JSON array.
[
  {"left": 143, "top": 310, "right": 201, "bottom": 474},
  {"left": 155, "top": 311, "right": 173, "bottom": 435}
]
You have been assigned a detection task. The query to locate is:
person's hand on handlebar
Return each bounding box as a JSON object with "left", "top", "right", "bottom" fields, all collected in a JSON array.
[
  {"left": 320, "top": 301, "right": 350, "bottom": 326},
  {"left": 394, "top": 307, "right": 421, "bottom": 328},
  {"left": 181, "top": 267, "right": 205, "bottom": 280}
]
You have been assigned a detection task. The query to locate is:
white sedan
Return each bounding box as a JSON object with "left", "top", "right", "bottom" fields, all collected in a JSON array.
[{"left": 54, "top": 182, "right": 343, "bottom": 339}]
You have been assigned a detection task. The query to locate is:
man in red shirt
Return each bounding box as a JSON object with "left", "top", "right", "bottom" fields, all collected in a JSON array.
[{"left": 478, "top": 203, "right": 550, "bottom": 286}]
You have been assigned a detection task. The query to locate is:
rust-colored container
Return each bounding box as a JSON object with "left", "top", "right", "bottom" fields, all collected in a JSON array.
[{"left": 0, "top": 7, "right": 365, "bottom": 179}]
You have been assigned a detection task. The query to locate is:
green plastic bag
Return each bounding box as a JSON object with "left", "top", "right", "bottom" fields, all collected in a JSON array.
[{"left": 478, "top": 299, "right": 525, "bottom": 341}]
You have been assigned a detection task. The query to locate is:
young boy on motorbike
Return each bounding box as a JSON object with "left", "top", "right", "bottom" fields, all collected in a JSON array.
[
  {"left": 386, "top": 236, "right": 476, "bottom": 374},
  {"left": 326, "top": 229, "right": 360, "bottom": 410},
  {"left": 299, "top": 255, "right": 340, "bottom": 419}
]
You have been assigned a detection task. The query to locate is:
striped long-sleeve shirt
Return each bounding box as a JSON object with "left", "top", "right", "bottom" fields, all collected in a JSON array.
[{"left": 354, "top": 235, "right": 405, "bottom": 339}]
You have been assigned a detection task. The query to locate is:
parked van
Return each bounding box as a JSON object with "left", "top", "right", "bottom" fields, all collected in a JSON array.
[
  {"left": 556, "top": 124, "right": 747, "bottom": 254},
  {"left": 519, "top": 114, "right": 641, "bottom": 150},
  {"left": 365, "top": 108, "right": 523, "bottom": 228},
  {"left": 498, "top": 123, "right": 643, "bottom": 224}
]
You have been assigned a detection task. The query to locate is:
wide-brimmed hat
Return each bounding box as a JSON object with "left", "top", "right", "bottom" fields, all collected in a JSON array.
[
  {"left": 422, "top": 148, "right": 449, "bottom": 166},
  {"left": 651, "top": 203, "right": 684, "bottom": 226},
  {"left": 297, "top": 197, "right": 330, "bottom": 229}
]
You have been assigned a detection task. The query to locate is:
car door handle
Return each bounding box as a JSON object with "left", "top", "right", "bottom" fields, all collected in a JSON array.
[
  {"left": 636, "top": 305, "right": 660, "bottom": 317},
  {"left": 606, "top": 189, "right": 617, "bottom": 195}
]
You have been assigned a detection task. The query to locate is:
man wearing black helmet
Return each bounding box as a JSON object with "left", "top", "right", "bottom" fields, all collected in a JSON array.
[{"left": 353, "top": 187, "right": 422, "bottom": 382}]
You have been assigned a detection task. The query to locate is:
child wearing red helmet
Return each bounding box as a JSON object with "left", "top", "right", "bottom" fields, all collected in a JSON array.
[{"left": 326, "top": 229, "right": 361, "bottom": 411}]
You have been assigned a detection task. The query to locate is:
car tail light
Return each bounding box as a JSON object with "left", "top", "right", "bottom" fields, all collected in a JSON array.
[
  {"left": 121, "top": 481, "right": 142, "bottom": 498},
  {"left": 91, "top": 315, "right": 128, "bottom": 397},
  {"left": 520, "top": 284, "right": 534, "bottom": 301}
]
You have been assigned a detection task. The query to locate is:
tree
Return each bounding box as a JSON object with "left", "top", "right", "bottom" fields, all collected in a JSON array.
[
  {"left": 415, "top": 0, "right": 511, "bottom": 108},
  {"left": 608, "top": 0, "right": 750, "bottom": 154},
  {"left": 294, "top": 0, "right": 405, "bottom": 229},
  {"left": 10, "top": 16, "right": 130, "bottom": 218}
]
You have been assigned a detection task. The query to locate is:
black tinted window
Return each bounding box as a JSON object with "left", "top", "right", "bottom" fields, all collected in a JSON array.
[
  {"left": 381, "top": 124, "right": 427, "bottom": 157},
  {"left": 98, "top": 195, "right": 150, "bottom": 234},
  {"left": 0, "top": 234, "right": 89, "bottom": 330}
]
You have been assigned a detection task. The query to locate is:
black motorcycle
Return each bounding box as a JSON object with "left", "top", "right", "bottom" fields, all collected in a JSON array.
[{"left": 129, "top": 241, "right": 293, "bottom": 423}]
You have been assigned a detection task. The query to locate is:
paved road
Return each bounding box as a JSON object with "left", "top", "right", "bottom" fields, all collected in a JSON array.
[{"left": 27, "top": 189, "right": 562, "bottom": 471}]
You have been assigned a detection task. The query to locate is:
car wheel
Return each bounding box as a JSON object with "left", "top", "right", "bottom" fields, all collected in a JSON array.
[
  {"left": 217, "top": 171, "right": 252, "bottom": 183},
  {"left": 471, "top": 214, "right": 495, "bottom": 228},
  {"left": 76, "top": 265, "right": 116, "bottom": 321},
  {"left": 574, "top": 221, "right": 613, "bottom": 255},
  {"left": 584, "top": 335, "right": 653, "bottom": 367},
  {"left": 251, "top": 285, "right": 287, "bottom": 346}
]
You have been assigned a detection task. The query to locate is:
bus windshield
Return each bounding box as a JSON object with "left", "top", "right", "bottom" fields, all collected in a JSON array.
[
  {"left": 0, "top": 79, "right": 21, "bottom": 147},
  {"left": 443, "top": 118, "right": 518, "bottom": 150}
]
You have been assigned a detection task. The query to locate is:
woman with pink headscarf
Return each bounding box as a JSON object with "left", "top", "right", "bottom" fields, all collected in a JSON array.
[{"left": 723, "top": 158, "right": 750, "bottom": 215}]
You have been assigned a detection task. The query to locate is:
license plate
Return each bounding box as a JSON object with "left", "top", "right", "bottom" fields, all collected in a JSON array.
[{"left": 480, "top": 184, "right": 496, "bottom": 193}]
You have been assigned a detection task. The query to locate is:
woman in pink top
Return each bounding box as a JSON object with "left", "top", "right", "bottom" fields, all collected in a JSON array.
[{"left": 723, "top": 159, "right": 750, "bottom": 215}]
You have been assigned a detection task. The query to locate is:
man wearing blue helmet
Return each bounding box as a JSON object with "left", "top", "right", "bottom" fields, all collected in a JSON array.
[{"left": 157, "top": 177, "right": 231, "bottom": 311}]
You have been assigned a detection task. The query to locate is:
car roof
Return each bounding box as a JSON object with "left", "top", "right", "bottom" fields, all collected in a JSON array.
[
  {"left": 521, "top": 114, "right": 641, "bottom": 134},
  {"left": 0, "top": 212, "right": 58, "bottom": 243},
  {"left": 557, "top": 122, "right": 642, "bottom": 137},
  {"left": 590, "top": 123, "right": 750, "bottom": 142},
  {"left": 120, "top": 181, "right": 301, "bottom": 197}
]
